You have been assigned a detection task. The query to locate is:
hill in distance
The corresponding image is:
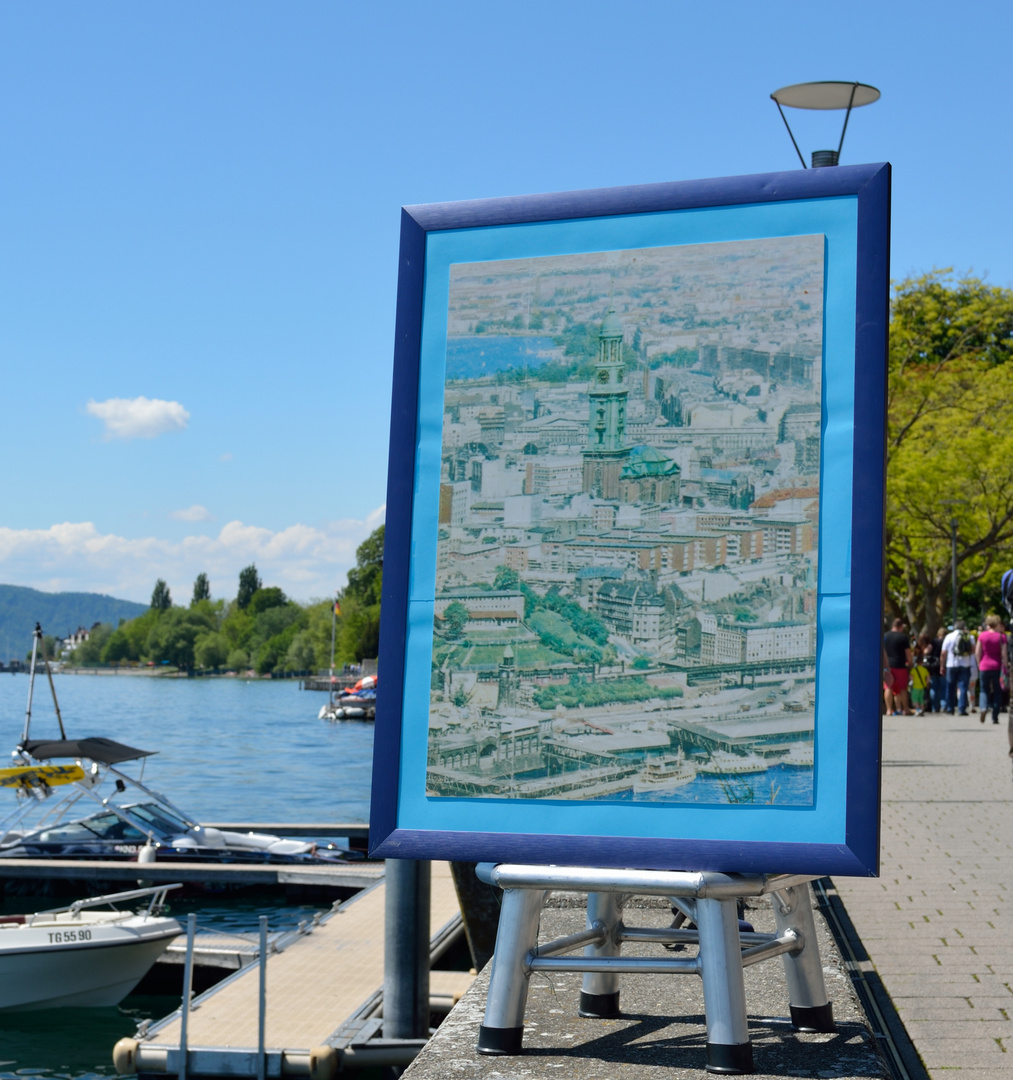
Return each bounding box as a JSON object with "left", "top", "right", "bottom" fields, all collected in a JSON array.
[{"left": 0, "top": 584, "right": 147, "bottom": 661}]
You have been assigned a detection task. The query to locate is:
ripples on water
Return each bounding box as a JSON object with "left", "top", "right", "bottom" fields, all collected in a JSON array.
[{"left": 0, "top": 674, "right": 374, "bottom": 1078}]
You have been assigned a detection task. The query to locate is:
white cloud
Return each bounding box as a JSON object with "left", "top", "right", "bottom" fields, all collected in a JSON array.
[
  {"left": 86, "top": 396, "right": 190, "bottom": 440},
  {"left": 171, "top": 505, "right": 213, "bottom": 522},
  {"left": 0, "top": 506, "right": 385, "bottom": 603}
]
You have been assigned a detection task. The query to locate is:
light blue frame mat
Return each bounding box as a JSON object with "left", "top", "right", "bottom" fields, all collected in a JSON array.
[{"left": 398, "top": 196, "right": 858, "bottom": 847}]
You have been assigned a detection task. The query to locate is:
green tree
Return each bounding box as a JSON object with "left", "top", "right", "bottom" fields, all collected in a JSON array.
[
  {"left": 72, "top": 624, "right": 114, "bottom": 665},
  {"left": 237, "top": 565, "right": 262, "bottom": 610},
  {"left": 227, "top": 647, "right": 250, "bottom": 671},
  {"left": 886, "top": 272, "right": 1013, "bottom": 632},
  {"left": 442, "top": 601, "right": 469, "bottom": 640},
  {"left": 247, "top": 587, "right": 287, "bottom": 616},
  {"left": 336, "top": 526, "right": 384, "bottom": 664},
  {"left": 192, "top": 572, "right": 211, "bottom": 605},
  {"left": 150, "top": 579, "right": 172, "bottom": 612},
  {"left": 146, "top": 607, "right": 216, "bottom": 671},
  {"left": 194, "top": 631, "right": 229, "bottom": 670},
  {"left": 283, "top": 631, "right": 317, "bottom": 672}
]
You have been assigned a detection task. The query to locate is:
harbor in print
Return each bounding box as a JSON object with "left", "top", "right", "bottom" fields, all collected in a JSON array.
[{"left": 427, "top": 236, "right": 823, "bottom": 806}]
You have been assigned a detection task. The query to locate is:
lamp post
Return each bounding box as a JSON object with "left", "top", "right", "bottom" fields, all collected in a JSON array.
[
  {"left": 951, "top": 518, "right": 959, "bottom": 628},
  {"left": 770, "top": 81, "right": 880, "bottom": 168}
]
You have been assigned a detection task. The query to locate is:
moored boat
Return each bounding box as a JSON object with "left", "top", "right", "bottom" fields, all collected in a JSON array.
[{"left": 0, "top": 884, "right": 180, "bottom": 1011}]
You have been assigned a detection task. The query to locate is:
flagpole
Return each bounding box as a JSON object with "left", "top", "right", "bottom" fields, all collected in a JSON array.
[{"left": 329, "top": 597, "right": 338, "bottom": 708}]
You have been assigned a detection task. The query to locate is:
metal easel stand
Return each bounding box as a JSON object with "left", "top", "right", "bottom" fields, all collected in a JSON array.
[{"left": 474, "top": 864, "right": 834, "bottom": 1076}]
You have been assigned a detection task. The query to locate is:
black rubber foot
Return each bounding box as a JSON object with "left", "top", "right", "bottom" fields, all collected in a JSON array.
[
  {"left": 705, "top": 1041, "right": 754, "bottom": 1074},
  {"left": 477, "top": 1025, "right": 524, "bottom": 1055},
  {"left": 790, "top": 1001, "right": 836, "bottom": 1033},
  {"left": 578, "top": 990, "right": 621, "bottom": 1018}
]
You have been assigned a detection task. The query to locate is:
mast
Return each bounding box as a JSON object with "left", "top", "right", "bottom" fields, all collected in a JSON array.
[
  {"left": 22, "top": 624, "right": 42, "bottom": 745},
  {"left": 329, "top": 596, "right": 338, "bottom": 707}
]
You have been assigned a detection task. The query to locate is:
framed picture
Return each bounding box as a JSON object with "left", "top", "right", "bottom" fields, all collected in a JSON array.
[{"left": 370, "top": 163, "right": 890, "bottom": 876}]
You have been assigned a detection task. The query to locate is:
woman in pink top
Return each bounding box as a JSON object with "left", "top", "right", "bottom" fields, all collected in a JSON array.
[{"left": 975, "top": 614, "right": 1008, "bottom": 724}]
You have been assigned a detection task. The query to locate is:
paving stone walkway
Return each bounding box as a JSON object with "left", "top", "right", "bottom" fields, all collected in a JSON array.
[{"left": 834, "top": 711, "right": 1013, "bottom": 1076}]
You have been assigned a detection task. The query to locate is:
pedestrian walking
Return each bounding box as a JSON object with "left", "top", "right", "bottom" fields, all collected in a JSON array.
[
  {"left": 910, "top": 644, "right": 930, "bottom": 716},
  {"left": 920, "top": 631, "right": 943, "bottom": 712},
  {"left": 883, "top": 618, "right": 914, "bottom": 716},
  {"left": 940, "top": 620, "right": 975, "bottom": 715},
  {"left": 975, "top": 614, "right": 1008, "bottom": 724}
]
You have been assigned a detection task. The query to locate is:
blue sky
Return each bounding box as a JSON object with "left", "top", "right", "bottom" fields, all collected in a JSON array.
[{"left": 0, "top": 1, "right": 1009, "bottom": 603}]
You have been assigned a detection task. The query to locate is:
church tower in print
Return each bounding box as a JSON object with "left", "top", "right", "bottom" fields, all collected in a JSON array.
[{"left": 581, "top": 299, "right": 630, "bottom": 499}]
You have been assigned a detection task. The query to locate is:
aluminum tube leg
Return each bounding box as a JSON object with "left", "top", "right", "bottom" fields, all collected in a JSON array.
[
  {"left": 696, "top": 897, "right": 753, "bottom": 1075},
  {"left": 477, "top": 887, "right": 546, "bottom": 1055},
  {"left": 383, "top": 859, "right": 431, "bottom": 1039},
  {"left": 579, "top": 891, "right": 623, "bottom": 1019},
  {"left": 773, "top": 884, "right": 835, "bottom": 1033}
]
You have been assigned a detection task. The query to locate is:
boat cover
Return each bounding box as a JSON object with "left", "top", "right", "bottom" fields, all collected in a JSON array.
[{"left": 20, "top": 737, "right": 155, "bottom": 765}]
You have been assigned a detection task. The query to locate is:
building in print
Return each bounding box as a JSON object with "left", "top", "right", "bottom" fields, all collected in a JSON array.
[{"left": 427, "top": 234, "right": 823, "bottom": 807}]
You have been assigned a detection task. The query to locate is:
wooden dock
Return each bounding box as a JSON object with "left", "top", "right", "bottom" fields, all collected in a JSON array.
[
  {"left": 0, "top": 857, "right": 383, "bottom": 889},
  {"left": 120, "top": 862, "right": 472, "bottom": 1078}
]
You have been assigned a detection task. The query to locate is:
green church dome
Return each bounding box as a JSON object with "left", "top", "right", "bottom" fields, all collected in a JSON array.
[{"left": 599, "top": 306, "right": 623, "bottom": 338}]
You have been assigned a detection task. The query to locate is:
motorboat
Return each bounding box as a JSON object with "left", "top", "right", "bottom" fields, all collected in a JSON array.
[
  {"left": 0, "top": 626, "right": 362, "bottom": 865},
  {"left": 0, "top": 884, "right": 180, "bottom": 1011},
  {"left": 318, "top": 675, "right": 376, "bottom": 722},
  {"left": 633, "top": 750, "right": 696, "bottom": 794},
  {"left": 696, "top": 749, "right": 767, "bottom": 778}
]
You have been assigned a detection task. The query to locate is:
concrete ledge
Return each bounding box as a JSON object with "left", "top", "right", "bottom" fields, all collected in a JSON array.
[{"left": 405, "top": 890, "right": 893, "bottom": 1079}]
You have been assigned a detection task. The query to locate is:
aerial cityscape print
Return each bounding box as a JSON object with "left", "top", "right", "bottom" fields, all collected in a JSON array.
[{"left": 427, "top": 236, "right": 823, "bottom": 807}]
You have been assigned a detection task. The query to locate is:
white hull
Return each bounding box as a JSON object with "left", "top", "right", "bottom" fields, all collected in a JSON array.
[
  {"left": 633, "top": 755, "right": 696, "bottom": 794},
  {"left": 0, "top": 909, "right": 179, "bottom": 1011},
  {"left": 697, "top": 752, "right": 767, "bottom": 778}
]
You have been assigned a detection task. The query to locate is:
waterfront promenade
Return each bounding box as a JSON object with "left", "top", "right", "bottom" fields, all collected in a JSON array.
[{"left": 835, "top": 711, "right": 1013, "bottom": 1076}]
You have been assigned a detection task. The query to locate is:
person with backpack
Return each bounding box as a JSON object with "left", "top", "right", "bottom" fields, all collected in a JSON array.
[{"left": 941, "top": 619, "right": 975, "bottom": 715}]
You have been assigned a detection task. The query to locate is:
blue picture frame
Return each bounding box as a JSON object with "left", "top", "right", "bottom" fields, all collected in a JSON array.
[{"left": 370, "top": 163, "right": 890, "bottom": 877}]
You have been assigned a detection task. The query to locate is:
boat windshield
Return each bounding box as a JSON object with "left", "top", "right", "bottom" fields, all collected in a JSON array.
[
  {"left": 39, "top": 813, "right": 146, "bottom": 843},
  {"left": 127, "top": 803, "right": 193, "bottom": 838}
]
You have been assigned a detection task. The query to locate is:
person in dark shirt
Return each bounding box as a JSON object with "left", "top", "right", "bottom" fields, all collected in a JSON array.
[
  {"left": 883, "top": 618, "right": 913, "bottom": 715},
  {"left": 919, "top": 632, "right": 943, "bottom": 712}
]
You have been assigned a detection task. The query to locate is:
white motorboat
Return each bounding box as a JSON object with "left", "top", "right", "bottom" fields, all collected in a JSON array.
[
  {"left": 0, "top": 884, "right": 180, "bottom": 1011},
  {"left": 0, "top": 625, "right": 361, "bottom": 866},
  {"left": 697, "top": 750, "right": 767, "bottom": 778},
  {"left": 633, "top": 750, "right": 696, "bottom": 794}
]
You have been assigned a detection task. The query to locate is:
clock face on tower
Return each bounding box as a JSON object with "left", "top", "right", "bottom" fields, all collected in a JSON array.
[{"left": 597, "top": 369, "right": 609, "bottom": 384}]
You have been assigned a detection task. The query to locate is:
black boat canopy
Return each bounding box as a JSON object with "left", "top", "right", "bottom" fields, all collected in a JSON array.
[{"left": 20, "top": 737, "right": 155, "bottom": 765}]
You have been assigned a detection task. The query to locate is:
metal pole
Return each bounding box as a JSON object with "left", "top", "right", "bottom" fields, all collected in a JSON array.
[
  {"left": 383, "top": 859, "right": 431, "bottom": 1040},
  {"left": 951, "top": 518, "right": 959, "bottom": 627},
  {"left": 22, "top": 625, "right": 41, "bottom": 744},
  {"left": 328, "top": 598, "right": 337, "bottom": 708},
  {"left": 179, "top": 912, "right": 196, "bottom": 1080},
  {"left": 41, "top": 652, "right": 67, "bottom": 739},
  {"left": 257, "top": 915, "right": 268, "bottom": 1080}
]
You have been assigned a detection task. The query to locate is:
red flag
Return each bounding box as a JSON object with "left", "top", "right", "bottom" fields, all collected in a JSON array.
[{"left": 334, "top": 599, "right": 342, "bottom": 617}]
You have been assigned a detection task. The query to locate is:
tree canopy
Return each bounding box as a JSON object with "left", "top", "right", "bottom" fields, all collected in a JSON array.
[
  {"left": 150, "top": 579, "right": 172, "bottom": 612},
  {"left": 69, "top": 525, "right": 387, "bottom": 674},
  {"left": 886, "top": 271, "right": 1013, "bottom": 632},
  {"left": 236, "top": 565, "right": 262, "bottom": 610},
  {"left": 192, "top": 572, "right": 211, "bottom": 605}
]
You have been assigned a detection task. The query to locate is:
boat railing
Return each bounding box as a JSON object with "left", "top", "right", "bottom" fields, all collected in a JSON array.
[{"left": 30, "top": 882, "right": 183, "bottom": 922}]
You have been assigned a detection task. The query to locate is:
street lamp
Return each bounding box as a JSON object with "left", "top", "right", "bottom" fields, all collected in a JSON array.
[
  {"left": 770, "top": 81, "right": 880, "bottom": 168},
  {"left": 950, "top": 518, "right": 959, "bottom": 628}
]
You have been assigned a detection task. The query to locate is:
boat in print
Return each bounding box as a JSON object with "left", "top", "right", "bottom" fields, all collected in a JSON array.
[
  {"left": 697, "top": 749, "right": 767, "bottom": 778},
  {"left": 781, "top": 742, "right": 814, "bottom": 768},
  {"left": 633, "top": 750, "right": 696, "bottom": 794}
]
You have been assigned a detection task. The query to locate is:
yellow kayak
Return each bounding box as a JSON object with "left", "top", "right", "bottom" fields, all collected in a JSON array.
[{"left": 0, "top": 764, "right": 86, "bottom": 790}]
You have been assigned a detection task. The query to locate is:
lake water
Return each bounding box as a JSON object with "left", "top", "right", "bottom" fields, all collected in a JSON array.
[
  {"left": 0, "top": 673, "right": 375, "bottom": 822},
  {"left": 0, "top": 673, "right": 374, "bottom": 1080}
]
